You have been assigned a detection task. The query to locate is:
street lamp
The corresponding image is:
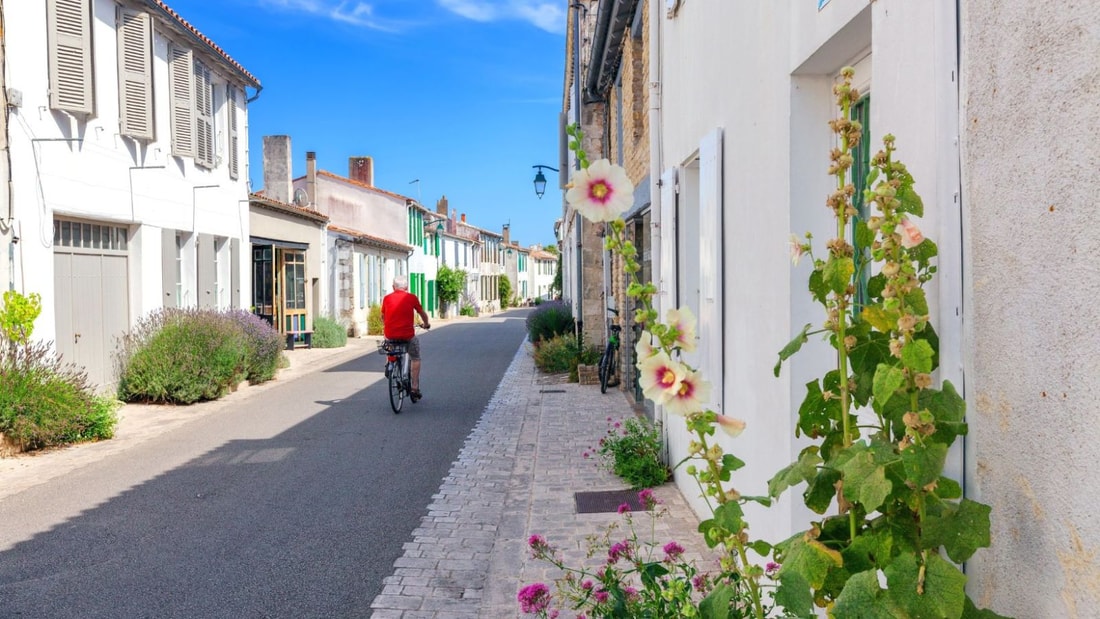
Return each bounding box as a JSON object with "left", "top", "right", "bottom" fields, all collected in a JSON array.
[{"left": 532, "top": 164, "right": 559, "bottom": 199}]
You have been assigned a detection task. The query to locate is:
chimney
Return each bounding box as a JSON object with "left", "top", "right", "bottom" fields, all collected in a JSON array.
[
  {"left": 306, "top": 151, "right": 317, "bottom": 206},
  {"left": 262, "top": 135, "right": 292, "bottom": 203},
  {"left": 349, "top": 156, "right": 374, "bottom": 186},
  {"left": 461, "top": 213, "right": 466, "bottom": 223},
  {"left": 436, "top": 195, "right": 448, "bottom": 216},
  {"left": 503, "top": 224, "right": 510, "bottom": 245}
]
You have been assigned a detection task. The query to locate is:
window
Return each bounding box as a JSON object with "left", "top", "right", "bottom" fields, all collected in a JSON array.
[
  {"left": 176, "top": 232, "right": 185, "bottom": 308},
  {"left": 359, "top": 254, "right": 366, "bottom": 310},
  {"left": 117, "top": 7, "right": 153, "bottom": 140},
  {"left": 193, "top": 60, "right": 214, "bottom": 168},
  {"left": 48, "top": 0, "right": 95, "bottom": 116},
  {"left": 168, "top": 45, "right": 194, "bottom": 157},
  {"left": 227, "top": 86, "right": 240, "bottom": 179}
]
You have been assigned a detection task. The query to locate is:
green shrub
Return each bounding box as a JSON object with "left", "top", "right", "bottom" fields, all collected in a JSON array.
[
  {"left": 526, "top": 301, "right": 575, "bottom": 343},
  {"left": 460, "top": 304, "right": 476, "bottom": 317},
  {"left": 312, "top": 316, "right": 347, "bottom": 348},
  {"left": 0, "top": 341, "right": 117, "bottom": 450},
  {"left": 532, "top": 334, "right": 579, "bottom": 374},
  {"left": 499, "top": 277, "right": 513, "bottom": 309},
  {"left": 437, "top": 265, "right": 466, "bottom": 315},
  {"left": 116, "top": 308, "right": 248, "bottom": 404},
  {"left": 367, "top": 304, "right": 384, "bottom": 335},
  {"left": 227, "top": 311, "right": 284, "bottom": 383},
  {"left": 597, "top": 417, "right": 669, "bottom": 489}
]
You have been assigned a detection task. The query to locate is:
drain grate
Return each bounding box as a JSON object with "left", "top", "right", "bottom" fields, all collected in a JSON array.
[
  {"left": 539, "top": 389, "right": 567, "bottom": 393},
  {"left": 574, "top": 489, "right": 650, "bottom": 514}
]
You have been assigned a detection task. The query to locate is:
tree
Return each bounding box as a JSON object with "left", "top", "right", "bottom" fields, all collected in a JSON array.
[
  {"left": 436, "top": 265, "right": 466, "bottom": 318},
  {"left": 499, "top": 275, "right": 513, "bottom": 309}
]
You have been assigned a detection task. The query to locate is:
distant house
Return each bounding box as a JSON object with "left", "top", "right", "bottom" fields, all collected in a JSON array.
[
  {"left": 290, "top": 154, "right": 411, "bottom": 336},
  {"left": 407, "top": 202, "right": 440, "bottom": 318},
  {"left": 3, "top": 0, "right": 259, "bottom": 389},
  {"left": 528, "top": 246, "right": 558, "bottom": 302},
  {"left": 251, "top": 136, "right": 328, "bottom": 345},
  {"left": 432, "top": 196, "right": 480, "bottom": 317}
]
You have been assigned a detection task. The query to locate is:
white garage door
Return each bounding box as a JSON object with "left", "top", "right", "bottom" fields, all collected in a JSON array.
[{"left": 53, "top": 220, "right": 130, "bottom": 392}]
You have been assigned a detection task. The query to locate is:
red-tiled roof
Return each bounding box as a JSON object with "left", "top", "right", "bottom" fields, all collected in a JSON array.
[
  {"left": 327, "top": 224, "right": 412, "bottom": 252},
  {"left": 317, "top": 170, "right": 415, "bottom": 203},
  {"left": 249, "top": 192, "right": 328, "bottom": 223},
  {"left": 145, "top": 0, "right": 260, "bottom": 88}
]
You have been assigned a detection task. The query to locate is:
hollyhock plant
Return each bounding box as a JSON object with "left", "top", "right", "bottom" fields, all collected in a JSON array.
[
  {"left": 564, "top": 158, "right": 635, "bottom": 223},
  {"left": 637, "top": 350, "right": 685, "bottom": 405},
  {"left": 662, "top": 368, "right": 712, "bottom": 417},
  {"left": 665, "top": 306, "right": 698, "bottom": 352}
]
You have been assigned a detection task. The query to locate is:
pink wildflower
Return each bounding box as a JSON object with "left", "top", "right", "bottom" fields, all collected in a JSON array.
[
  {"left": 517, "top": 583, "right": 551, "bottom": 614},
  {"left": 608, "top": 541, "right": 631, "bottom": 563},
  {"left": 663, "top": 541, "right": 685, "bottom": 560},
  {"left": 617, "top": 503, "right": 631, "bottom": 514},
  {"left": 638, "top": 488, "right": 660, "bottom": 508},
  {"left": 594, "top": 590, "right": 610, "bottom": 604},
  {"left": 581, "top": 580, "right": 594, "bottom": 591}
]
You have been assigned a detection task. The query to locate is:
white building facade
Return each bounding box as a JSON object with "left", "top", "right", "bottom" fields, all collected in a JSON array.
[{"left": 4, "top": 0, "right": 259, "bottom": 388}]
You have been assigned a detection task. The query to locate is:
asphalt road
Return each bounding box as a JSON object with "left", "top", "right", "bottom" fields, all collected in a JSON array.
[{"left": 0, "top": 310, "right": 531, "bottom": 618}]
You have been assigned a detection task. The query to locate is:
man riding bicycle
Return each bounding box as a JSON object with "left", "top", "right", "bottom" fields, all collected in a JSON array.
[{"left": 381, "top": 276, "right": 431, "bottom": 402}]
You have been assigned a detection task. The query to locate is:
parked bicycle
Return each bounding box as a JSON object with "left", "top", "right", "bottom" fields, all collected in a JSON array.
[
  {"left": 378, "top": 325, "right": 428, "bottom": 413},
  {"left": 599, "top": 307, "right": 622, "bottom": 394}
]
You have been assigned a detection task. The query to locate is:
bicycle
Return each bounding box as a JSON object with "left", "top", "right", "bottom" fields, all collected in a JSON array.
[
  {"left": 599, "top": 307, "right": 622, "bottom": 394},
  {"left": 378, "top": 325, "right": 428, "bottom": 413}
]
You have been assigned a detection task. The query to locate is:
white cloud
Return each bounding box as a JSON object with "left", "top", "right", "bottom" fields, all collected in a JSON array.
[
  {"left": 438, "top": 0, "right": 566, "bottom": 34},
  {"left": 257, "top": 0, "right": 399, "bottom": 31}
]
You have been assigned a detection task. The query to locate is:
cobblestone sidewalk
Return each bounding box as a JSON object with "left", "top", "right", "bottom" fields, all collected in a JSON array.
[{"left": 370, "top": 343, "right": 712, "bottom": 618}]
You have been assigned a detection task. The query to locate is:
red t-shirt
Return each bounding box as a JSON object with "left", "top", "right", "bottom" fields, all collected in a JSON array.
[{"left": 381, "top": 289, "right": 423, "bottom": 340}]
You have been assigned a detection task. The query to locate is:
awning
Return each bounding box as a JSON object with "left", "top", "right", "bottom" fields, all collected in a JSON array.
[{"left": 250, "top": 236, "right": 309, "bottom": 250}]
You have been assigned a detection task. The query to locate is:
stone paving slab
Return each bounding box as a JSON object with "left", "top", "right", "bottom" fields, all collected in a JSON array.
[{"left": 370, "top": 343, "right": 715, "bottom": 618}]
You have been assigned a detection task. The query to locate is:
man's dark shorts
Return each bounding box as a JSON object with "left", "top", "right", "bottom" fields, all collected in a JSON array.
[{"left": 399, "top": 336, "right": 421, "bottom": 360}]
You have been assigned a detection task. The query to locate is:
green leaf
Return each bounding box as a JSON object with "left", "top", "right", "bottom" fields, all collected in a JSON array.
[
  {"left": 843, "top": 529, "right": 895, "bottom": 573},
  {"left": 908, "top": 238, "right": 939, "bottom": 264},
  {"left": 796, "top": 379, "right": 841, "bottom": 439},
  {"left": 926, "top": 380, "right": 967, "bottom": 442},
  {"left": 904, "top": 287, "right": 930, "bottom": 318},
  {"left": 742, "top": 495, "right": 773, "bottom": 507},
  {"left": 833, "top": 570, "right": 895, "bottom": 619},
  {"left": 803, "top": 467, "right": 841, "bottom": 514},
  {"left": 862, "top": 305, "right": 898, "bottom": 333},
  {"left": 774, "top": 570, "right": 815, "bottom": 618},
  {"left": 836, "top": 445, "right": 894, "bottom": 513},
  {"left": 962, "top": 595, "right": 1013, "bottom": 619},
  {"left": 769, "top": 446, "right": 823, "bottom": 498},
  {"left": 936, "top": 476, "right": 963, "bottom": 500},
  {"left": 699, "top": 583, "right": 734, "bottom": 619},
  {"left": 897, "top": 184, "right": 924, "bottom": 217},
  {"left": 901, "top": 339, "right": 935, "bottom": 374},
  {"left": 777, "top": 535, "right": 843, "bottom": 589},
  {"left": 713, "top": 501, "right": 745, "bottom": 534},
  {"left": 873, "top": 363, "right": 906, "bottom": 408},
  {"left": 901, "top": 442, "right": 948, "bottom": 488},
  {"left": 824, "top": 256, "right": 855, "bottom": 294},
  {"left": 809, "top": 268, "right": 830, "bottom": 304},
  {"left": 924, "top": 499, "right": 992, "bottom": 563},
  {"left": 775, "top": 324, "right": 813, "bottom": 377},
  {"left": 749, "top": 539, "right": 773, "bottom": 558},
  {"left": 722, "top": 453, "right": 746, "bottom": 473},
  {"left": 885, "top": 553, "right": 967, "bottom": 619},
  {"left": 855, "top": 220, "right": 875, "bottom": 251}
]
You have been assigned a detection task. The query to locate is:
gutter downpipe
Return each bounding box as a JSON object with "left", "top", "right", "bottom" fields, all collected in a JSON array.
[
  {"left": 647, "top": 0, "right": 668, "bottom": 456},
  {"left": 570, "top": 3, "right": 585, "bottom": 343}
]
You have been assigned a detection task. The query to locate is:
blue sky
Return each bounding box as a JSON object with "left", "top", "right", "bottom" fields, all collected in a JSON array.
[{"left": 165, "top": 0, "right": 567, "bottom": 248}]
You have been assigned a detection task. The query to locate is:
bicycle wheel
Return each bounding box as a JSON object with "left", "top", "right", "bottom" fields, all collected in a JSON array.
[
  {"left": 389, "top": 369, "right": 405, "bottom": 413},
  {"left": 599, "top": 344, "right": 613, "bottom": 394}
]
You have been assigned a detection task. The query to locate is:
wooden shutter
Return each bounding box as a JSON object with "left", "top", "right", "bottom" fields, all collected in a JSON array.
[
  {"left": 194, "top": 61, "right": 214, "bottom": 168},
  {"left": 227, "top": 86, "right": 239, "bottom": 179},
  {"left": 698, "top": 128, "right": 724, "bottom": 413},
  {"left": 168, "top": 45, "right": 194, "bottom": 157},
  {"left": 47, "top": 0, "right": 94, "bottom": 115},
  {"left": 117, "top": 7, "right": 153, "bottom": 140}
]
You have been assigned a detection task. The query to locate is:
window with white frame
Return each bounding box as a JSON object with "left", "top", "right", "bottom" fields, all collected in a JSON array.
[{"left": 47, "top": 0, "right": 95, "bottom": 116}]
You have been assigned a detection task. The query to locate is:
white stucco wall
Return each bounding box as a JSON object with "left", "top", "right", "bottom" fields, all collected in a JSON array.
[
  {"left": 5, "top": 0, "right": 252, "bottom": 346},
  {"left": 302, "top": 176, "right": 406, "bottom": 243},
  {"left": 959, "top": 2, "right": 1100, "bottom": 616}
]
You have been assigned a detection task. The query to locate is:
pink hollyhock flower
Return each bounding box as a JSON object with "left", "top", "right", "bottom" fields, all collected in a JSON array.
[
  {"left": 635, "top": 331, "right": 658, "bottom": 359},
  {"left": 639, "top": 351, "right": 686, "bottom": 405},
  {"left": 715, "top": 413, "right": 747, "bottom": 438},
  {"left": 565, "top": 159, "right": 635, "bottom": 223},
  {"left": 899, "top": 217, "right": 924, "bottom": 249},
  {"left": 789, "top": 234, "right": 807, "bottom": 266},
  {"left": 663, "top": 369, "right": 712, "bottom": 417},
  {"left": 665, "top": 306, "right": 698, "bottom": 353},
  {"left": 517, "top": 583, "right": 551, "bottom": 614}
]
